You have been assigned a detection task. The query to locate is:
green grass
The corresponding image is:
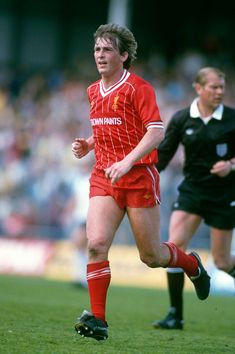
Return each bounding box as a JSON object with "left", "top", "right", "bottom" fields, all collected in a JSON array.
[{"left": 0, "top": 275, "right": 234, "bottom": 354}]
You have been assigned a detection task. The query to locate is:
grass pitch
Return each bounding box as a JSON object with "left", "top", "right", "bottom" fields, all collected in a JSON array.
[{"left": 0, "top": 275, "right": 234, "bottom": 354}]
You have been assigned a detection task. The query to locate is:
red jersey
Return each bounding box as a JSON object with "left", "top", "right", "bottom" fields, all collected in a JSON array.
[{"left": 87, "top": 69, "right": 163, "bottom": 170}]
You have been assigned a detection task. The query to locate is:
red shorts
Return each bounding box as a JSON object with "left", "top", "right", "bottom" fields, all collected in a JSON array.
[{"left": 89, "top": 165, "right": 160, "bottom": 209}]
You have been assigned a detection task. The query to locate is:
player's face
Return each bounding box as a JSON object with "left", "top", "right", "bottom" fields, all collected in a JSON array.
[
  {"left": 197, "top": 72, "right": 225, "bottom": 110},
  {"left": 94, "top": 37, "right": 128, "bottom": 78}
]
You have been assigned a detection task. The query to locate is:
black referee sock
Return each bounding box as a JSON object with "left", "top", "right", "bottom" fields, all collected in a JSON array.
[{"left": 167, "top": 270, "right": 185, "bottom": 320}]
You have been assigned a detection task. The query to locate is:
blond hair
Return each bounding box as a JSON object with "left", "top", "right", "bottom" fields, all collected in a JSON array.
[{"left": 193, "top": 67, "right": 225, "bottom": 87}]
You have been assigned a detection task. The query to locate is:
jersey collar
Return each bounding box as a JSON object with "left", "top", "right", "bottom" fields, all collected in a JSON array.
[
  {"left": 100, "top": 69, "right": 130, "bottom": 97},
  {"left": 190, "top": 98, "right": 224, "bottom": 120}
]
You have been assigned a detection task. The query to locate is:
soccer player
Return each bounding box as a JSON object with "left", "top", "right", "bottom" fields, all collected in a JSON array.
[
  {"left": 72, "top": 24, "right": 210, "bottom": 341},
  {"left": 153, "top": 67, "right": 235, "bottom": 330}
]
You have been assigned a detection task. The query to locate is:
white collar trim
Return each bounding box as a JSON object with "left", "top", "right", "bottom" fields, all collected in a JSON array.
[
  {"left": 100, "top": 69, "right": 130, "bottom": 97},
  {"left": 190, "top": 98, "right": 223, "bottom": 120}
]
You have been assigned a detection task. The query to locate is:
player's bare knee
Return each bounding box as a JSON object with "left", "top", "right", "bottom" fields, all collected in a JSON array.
[
  {"left": 88, "top": 246, "right": 99, "bottom": 258},
  {"left": 88, "top": 239, "right": 108, "bottom": 259},
  {"left": 214, "top": 258, "right": 230, "bottom": 272}
]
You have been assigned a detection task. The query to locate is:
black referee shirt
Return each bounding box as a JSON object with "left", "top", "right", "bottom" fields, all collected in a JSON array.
[{"left": 157, "top": 105, "right": 235, "bottom": 188}]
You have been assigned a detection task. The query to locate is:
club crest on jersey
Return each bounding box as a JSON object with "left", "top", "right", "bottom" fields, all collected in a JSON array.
[
  {"left": 216, "top": 143, "right": 227, "bottom": 157},
  {"left": 112, "top": 95, "right": 119, "bottom": 111}
]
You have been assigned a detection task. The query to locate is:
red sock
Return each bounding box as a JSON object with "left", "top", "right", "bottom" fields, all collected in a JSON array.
[
  {"left": 87, "top": 260, "right": 111, "bottom": 322},
  {"left": 164, "top": 242, "right": 198, "bottom": 277}
]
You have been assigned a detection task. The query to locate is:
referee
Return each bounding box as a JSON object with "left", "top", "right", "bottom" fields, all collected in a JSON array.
[{"left": 153, "top": 67, "right": 235, "bottom": 330}]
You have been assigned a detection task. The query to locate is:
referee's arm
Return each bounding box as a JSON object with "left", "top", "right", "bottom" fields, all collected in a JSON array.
[{"left": 156, "top": 116, "right": 181, "bottom": 172}]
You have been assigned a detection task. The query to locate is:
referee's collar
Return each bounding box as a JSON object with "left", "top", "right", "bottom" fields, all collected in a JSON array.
[{"left": 190, "top": 98, "right": 224, "bottom": 120}]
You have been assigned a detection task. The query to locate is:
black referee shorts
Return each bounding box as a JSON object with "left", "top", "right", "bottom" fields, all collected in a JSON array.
[{"left": 172, "top": 179, "right": 235, "bottom": 230}]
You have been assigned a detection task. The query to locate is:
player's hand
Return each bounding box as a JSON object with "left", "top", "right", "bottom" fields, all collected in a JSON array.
[
  {"left": 105, "top": 160, "right": 132, "bottom": 184},
  {"left": 210, "top": 160, "right": 232, "bottom": 177},
  {"left": 72, "top": 138, "right": 89, "bottom": 159}
]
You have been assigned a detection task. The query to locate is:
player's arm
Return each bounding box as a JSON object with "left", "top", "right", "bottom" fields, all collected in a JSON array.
[
  {"left": 210, "top": 156, "right": 235, "bottom": 177},
  {"left": 124, "top": 127, "right": 164, "bottom": 164},
  {"left": 105, "top": 127, "right": 164, "bottom": 184},
  {"left": 72, "top": 135, "right": 94, "bottom": 159}
]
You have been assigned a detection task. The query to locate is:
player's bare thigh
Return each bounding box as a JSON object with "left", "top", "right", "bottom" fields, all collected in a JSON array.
[
  {"left": 168, "top": 210, "right": 202, "bottom": 250},
  {"left": 86, "top": 195, "right": 125, "bottom": 262}
]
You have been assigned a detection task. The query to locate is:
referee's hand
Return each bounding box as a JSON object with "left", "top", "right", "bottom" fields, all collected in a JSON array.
[{"left": 210, "top": 160, "right": 232, "bottom": 177}]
